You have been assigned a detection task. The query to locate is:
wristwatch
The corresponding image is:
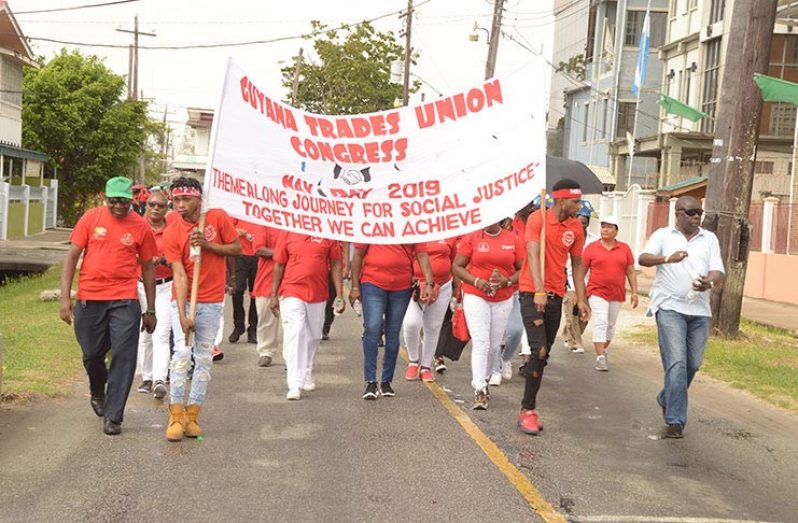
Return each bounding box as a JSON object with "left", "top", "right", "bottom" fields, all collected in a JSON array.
[
  {"left": 144, "top": 309, "right": 156, "bottom": 316},
  {"left": 425, "top": 281, "right": 435, "bottom": 287},
  {"left": 505, "top": 279, "right": 513, "bottom": 287}
]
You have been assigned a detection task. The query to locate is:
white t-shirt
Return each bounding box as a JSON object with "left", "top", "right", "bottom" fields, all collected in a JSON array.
[{"left": 642, "top": 226, "right": 725, "bottom": 317}]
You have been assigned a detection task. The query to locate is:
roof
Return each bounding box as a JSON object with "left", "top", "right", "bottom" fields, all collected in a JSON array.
[
  {"left": 0, "top": 143, "right": 49, "bottom": 162},
  {"left": 0, "top": 2, "right": 37, "bottom": 67},
  {"left": 186, "top": 107, "right": 214, "bottom": 128},
  {"left": 657, "top": 175, "right": 707, "bottom": 196},
  {"left": 586, "top": 164, "right": 616, "bottom": 185}
]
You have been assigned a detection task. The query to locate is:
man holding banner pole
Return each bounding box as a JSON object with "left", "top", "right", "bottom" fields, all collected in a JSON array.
[
  {"left": 162, "top": 177, "right": 241, "bottom": 442},
  {"left": 517, "top": 179, "right": 590, "bottom": 436}
]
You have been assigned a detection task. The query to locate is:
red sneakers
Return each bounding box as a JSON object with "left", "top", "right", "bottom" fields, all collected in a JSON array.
[
  {"left": 212, "top": 346, "right": 224, "bottom": 362},
  {"left": 405, "top": 362, "right": 420, "bottom": 381},
  {"left": 517, "top": 409, "right": 543, "bottom": 435},
  {"left": 419, "top": 368, "right": 434, "bottom": 382}
]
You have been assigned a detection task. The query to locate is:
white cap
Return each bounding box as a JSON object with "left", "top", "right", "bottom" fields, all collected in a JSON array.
[{"left": 600, "top": 215, "right": 619, "bottom": 228}]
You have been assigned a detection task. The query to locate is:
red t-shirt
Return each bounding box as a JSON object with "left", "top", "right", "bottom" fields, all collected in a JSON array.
[
  {"left": 70, "top": 206, "right": 157, "bottom": 300},
  {"left": 163, "top": 208, "right": 239, "bottom": 303},
  {"left": 354, "top": 243, "right": 426, "bottom": 291},
  {"left": 583, "top": 240, "right": 634, "bottom": 302},
  {"left": 512, "top": 216, "right": 526, "bottom": 240},
  {"left": 232, "top": 218, "right": 259, "bottom": 256},
  {"left": 251, "top": 225, "right": 281, "bottom": 298},
  {"left": 458, "top": 229, "right": 525, "bottom": 302},
  {"left": 413, "top": 238, "right": 457, "bottom": 285},
  {"left": 519, "top": 208, "right": 585, "bottom": 296},
  {"left": 274, "top": 232, "right": 342, "bottom": 302},
  {"left": 150, "top": 225, "right": 172, "bottom": 280}
]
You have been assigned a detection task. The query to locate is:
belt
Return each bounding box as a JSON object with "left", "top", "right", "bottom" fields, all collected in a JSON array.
[{"left": 141, "top": 277, "right": 173, "bottom": 285}]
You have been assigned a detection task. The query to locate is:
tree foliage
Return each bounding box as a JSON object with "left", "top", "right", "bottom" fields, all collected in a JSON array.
[
  {"left": 281, "top": 21, "right": 418, "bottom": 115},
  {"left": 556, "top": 54, "right": 586, "bottom": 82},
  {"left": 22, "top": 50, "right": 151, "bottom": 225}
]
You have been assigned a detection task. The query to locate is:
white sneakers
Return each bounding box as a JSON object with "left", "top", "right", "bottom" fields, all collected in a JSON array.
[
  {"left": 302, "top": 373, "right": 316, "bottom": 392},
  {"left": 501, "top": 360, "right": 513, "bottom": 381},
  {"left": 286, "top": 388, "right": 302, "bottom": 400},
  {"left": 595, "top": 355, "right": 608, "bottom": 371},
  {"left": 488, "top": 372, "right": 502, "bottom": 386}
]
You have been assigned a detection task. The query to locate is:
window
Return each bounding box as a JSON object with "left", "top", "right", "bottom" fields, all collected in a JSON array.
[
  {"left": 0, "top": 58, "right": 22, "bottom": 106},
  {"left": 670, "top": 0, "right": 679, "bottom": 17},
  {"left": 709, "top": 0, "right": 725, "bottom": 24},
  {"left": 684, "top": 70, "right": 692, "bottom": 105},
  {"left": 582, "top": 102, "right": 590, "bottom": 142},
  {"left": 616, "top": 101, "right": 637, "bottom": 137},
  {"left": 601, "top": 98, "right": 609, "bottom": 139},
  {"left": 624, "top": 11, "right": 667, "bottom": 47},
  {"left": 689, "top": 0, "right": 698, "bottom": 10},
  {"left": 769, "top": 103, "right": 796, "bottom": 136},
  {"left": 701, "top": 39, "right": 722, "bottom": 133},
  {"left": 755, "top": 161, "right": 774, "bottom": 174},
  {"left": 586, "top": 7, "right": 597, "bottom": 63}
]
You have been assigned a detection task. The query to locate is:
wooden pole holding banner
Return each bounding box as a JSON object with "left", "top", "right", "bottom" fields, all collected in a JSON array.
[
  {"left": 186, "top": 57, "right": 233, "bottom": 345},
  {"left": 539, "top": 188, "right": 546, "bottom": 282}
]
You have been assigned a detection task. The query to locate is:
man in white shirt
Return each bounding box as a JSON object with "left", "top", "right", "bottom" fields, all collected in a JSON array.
[{"left": 639, "top": 196, "right": 724, "bottom": 439}]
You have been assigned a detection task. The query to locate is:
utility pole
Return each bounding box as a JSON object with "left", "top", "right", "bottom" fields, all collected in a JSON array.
[
  {"left": 485, "top": 0, "right": 505, "bottom": 79},
  {"left": 401, "top": 0, "right": 414, "bottom": 106},
  {"left": 291, "top": 48, "right": 304, "bottom": 106},
  {"left": 703, "top": 0, "right": 779, "bottom": 338},
  {"left": 117, "top": 15, "right": 155, "bottom": 100}
]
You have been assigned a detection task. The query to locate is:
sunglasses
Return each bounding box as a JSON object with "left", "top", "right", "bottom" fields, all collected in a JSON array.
[
  {"left": 107, "top": 197, "right": 132, "bottom": 205},
  {"left": 147, "top": 201, "right": 167, "bottom": 209},
  {"left": 677, "top": 208, "right": 703, "bottom": 217}
]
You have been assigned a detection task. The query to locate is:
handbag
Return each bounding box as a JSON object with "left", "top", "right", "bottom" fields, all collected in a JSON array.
[
  {"left": 452, "top": 306, "right": 470, "bottom": 342},
  {"left": 434, "top": 307, "right": 470, "bottom": 361}
]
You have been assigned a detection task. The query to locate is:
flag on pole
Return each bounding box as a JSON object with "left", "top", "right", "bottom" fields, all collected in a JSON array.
[
  {"left": 754, "top": 73, "right": 798, "bottom": 106},
  {"left": 659, "top": 93, "right": 707, "bottom": 122},
  {"left": 631, "top": 10, "right": 650, "bottom": 97}
]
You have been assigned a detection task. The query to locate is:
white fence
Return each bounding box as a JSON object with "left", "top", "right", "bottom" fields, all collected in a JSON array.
[
  {"left": 0, "top": 180, "right": 59, "bottom": 240},
  {"left": 583, "top": 185, "right": 657, "bottom": 266}
]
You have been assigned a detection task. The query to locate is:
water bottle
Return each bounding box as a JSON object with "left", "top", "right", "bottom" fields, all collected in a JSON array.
[
  {"left": 352, "top": 299, "right": 363, "bottom": 317},
  {"left": 687, "top": 270, "right": 702, "bottom": 302},
  {"left": 488, "top": 268, "right": 501, "bottom": 296},
  {"left": 333, "top": 296, "right": 345, "bottom": 316},
  {"left": 189, "top": 227, "right": 201, "bottom": 262}
]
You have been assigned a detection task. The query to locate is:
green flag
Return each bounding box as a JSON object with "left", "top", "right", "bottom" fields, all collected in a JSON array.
[
  {"left": 754, "top": 73, "right": 798, "bottom": 106},
  {"left": 659, "top": 93, "right": 706, "bottom": 122}
]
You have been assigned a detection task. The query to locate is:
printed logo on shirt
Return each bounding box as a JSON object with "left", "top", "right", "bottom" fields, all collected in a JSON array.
[
  {"left": 120, "top": 232, "right": 134, "bottom": 246},
  {"left": 92, "top": 226, "right": 107, "bottom": 239},
  {"left": 310, "top": 237, "right": 323, "bottom": 244},
  {"left": 501, "top": 244, "right": 515, "bottom": 250},
  {"left": 477, "top": 241, "right": 490, "bottom": 253},
  {"left": 562, "top": 230, "right": 575, "bottom": 247},
  {"left": 204, "top": 224, "right": 217, "bottom": 242}
]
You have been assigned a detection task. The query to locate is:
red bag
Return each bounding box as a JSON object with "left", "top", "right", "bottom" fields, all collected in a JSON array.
[{"left": 452, "top": 307, "right": 470, "bottom": 342}]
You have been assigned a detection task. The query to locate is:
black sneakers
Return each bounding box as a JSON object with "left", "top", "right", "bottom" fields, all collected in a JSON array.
[
  {"left": 665, "top": 424, "right": 684, "bottom": 439},
  {"left": 152, "top": 380, "right": 167, "bottom": 400},
  {"left": 228, "top": 327, "right": 244, "bottom": 343},
  {"left": 379, "top": 382, "right": 395, "bottom": 397},
  {"left": 90, "top": 395, "right": 105, "bottom": 417},
  {"left": 103, "top": 418, "right": 121, "bottom": 436},
  {"left": 363, "top": 382, "right": 379, "bottom": 400},
  {"left": 137, "top": 380, "right": 152, "bottom": 394}
]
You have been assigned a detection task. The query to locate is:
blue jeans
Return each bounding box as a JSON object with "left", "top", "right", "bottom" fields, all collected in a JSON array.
[
  {"left": 655, "top": 308, "right": 711, "bottom": 428},
  {"left": 170, "top": 301, "right": 223, "bottom": 405},
  {"left": 361, "top": 283, "right": 412, "bottom": 383}
]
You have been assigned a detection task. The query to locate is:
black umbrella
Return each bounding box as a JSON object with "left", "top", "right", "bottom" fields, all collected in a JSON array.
[{"left": 546, "top": 156, "right": 605, "bottom": 195}]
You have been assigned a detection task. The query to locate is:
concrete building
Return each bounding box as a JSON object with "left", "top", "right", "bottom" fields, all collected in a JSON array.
[
  {"left": 170, "top": 107, "right": 214, "bottom": 180},
  {"left": 611, "top": 0, "right": 798, "bottom": 202},
  {"left": 0, "top": 1, "right": 55, "bottom": 240},
  {"left": 561, "top": 0, "right": 670, "bottom": 189}
]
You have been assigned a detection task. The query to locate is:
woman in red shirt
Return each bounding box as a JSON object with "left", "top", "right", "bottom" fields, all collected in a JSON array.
[
  {"left": 270, "top": 232, "right": 344, "bottom": 400},
  {"left": 350, "top": 244, "right": 434, "bottom": 400},
  {"left": 402, "top": 237, "right": 458, "bottom": 383},
  {"left": 452, "top": 222, "right": 525, "bottom": 410},
  {"left": 582, "top": 216, "right": 638, "bottom": 371},
  {"left": 135, "top": 187, "right": 172, "bottom": 400}
]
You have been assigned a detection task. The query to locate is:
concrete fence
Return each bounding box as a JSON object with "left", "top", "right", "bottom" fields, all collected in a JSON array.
[{"left": 0, "top": 179, "right": 58, "bottom": 240}]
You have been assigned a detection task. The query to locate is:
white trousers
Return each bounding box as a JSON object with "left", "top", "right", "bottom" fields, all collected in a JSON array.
[
  {"left": 462, "top": 293, "right": 513, "bottom": 392},
  {"left": 402, "top": 279, "right": 453, "bottom": 368},
  {"left": 255, "top": 296, "right": 283, "bottom": 358},
  {"left": 136, "top": 280, "right": 172, "bottom": 382},
  {"left": 588, "top": 295, "right": 623, "bottom": 343},
  {"left": 280, "top": 297, "right": 325, "bottom": 391}
]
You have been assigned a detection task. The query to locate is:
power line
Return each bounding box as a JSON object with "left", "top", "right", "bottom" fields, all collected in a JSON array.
[
  {"left": 22, "top": 0, "right": 435, "bottom": 50},
  {"left": 15, "top": 0, "right": 139, "bottom": 15}
]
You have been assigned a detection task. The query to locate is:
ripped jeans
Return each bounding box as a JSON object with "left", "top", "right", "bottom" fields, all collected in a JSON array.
[{"left": 170, "top": 301, "right": 223, "bottom": 405}]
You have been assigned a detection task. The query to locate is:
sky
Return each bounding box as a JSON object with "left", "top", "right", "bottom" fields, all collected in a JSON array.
[{"left": 10, "top": 0, "right": 556, "bottom": 130}]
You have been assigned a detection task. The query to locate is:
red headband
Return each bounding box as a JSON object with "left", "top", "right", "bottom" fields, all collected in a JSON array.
[
  {"left": 552, "top": 188, "right": 582, "bottom": 199},
  {"left": 171, "top": 186, "right": 201, "bottom": 198}
]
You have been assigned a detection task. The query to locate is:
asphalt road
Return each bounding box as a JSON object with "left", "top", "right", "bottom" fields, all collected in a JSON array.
[{"left": 0, "top": 297, "right": 796, "bottom": 523}]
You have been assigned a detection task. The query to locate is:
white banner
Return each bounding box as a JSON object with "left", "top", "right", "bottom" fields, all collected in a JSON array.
[{"left": 204, "top": 58, "right": 547, "bottom": 244}]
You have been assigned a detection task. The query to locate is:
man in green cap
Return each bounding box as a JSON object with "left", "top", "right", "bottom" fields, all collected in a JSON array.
[{"left": 60, "top": 176, "right": 159, "bottom": 436}]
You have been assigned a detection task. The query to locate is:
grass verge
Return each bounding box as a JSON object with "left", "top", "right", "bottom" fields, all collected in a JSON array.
[
  {"left": 628, "top": 319, "right": 798, "bottom": 411},
  {"left": 0, "top": 265, "right": 83, "bottom": 399}
]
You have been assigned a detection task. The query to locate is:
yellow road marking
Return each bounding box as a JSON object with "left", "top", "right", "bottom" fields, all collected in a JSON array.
[{"left": 400, "top": 350, "right": 565, "bottom": 522}]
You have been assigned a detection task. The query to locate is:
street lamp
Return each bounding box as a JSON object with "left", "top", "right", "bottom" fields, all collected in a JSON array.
[{"left": 469, "top": 22, "right": 490, "bottom": 43}]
